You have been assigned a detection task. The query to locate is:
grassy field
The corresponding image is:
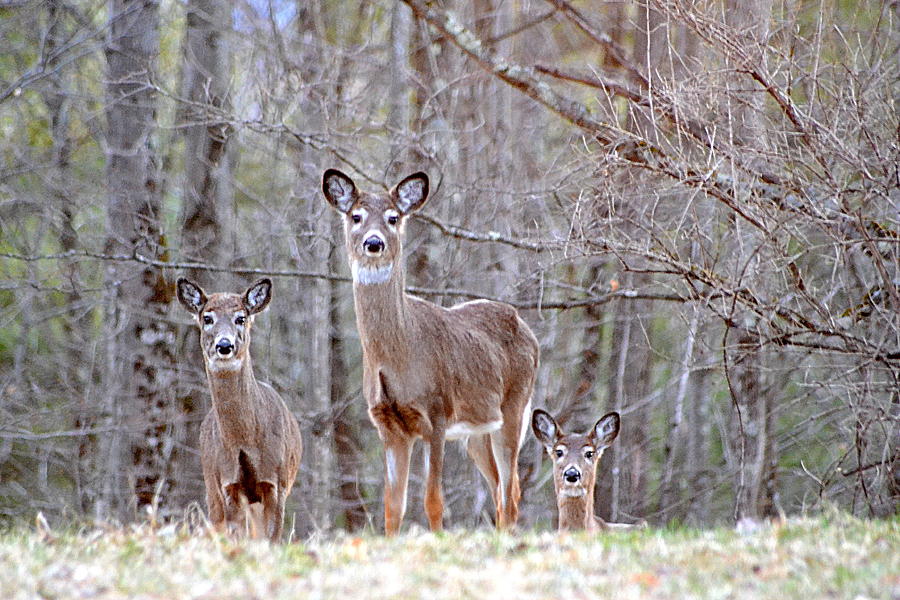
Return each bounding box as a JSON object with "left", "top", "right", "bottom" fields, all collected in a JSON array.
[{"left": 1, "top": 511, "right": 896, "bottom": 599}]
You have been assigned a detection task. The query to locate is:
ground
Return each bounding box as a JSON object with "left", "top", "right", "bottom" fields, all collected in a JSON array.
[{"left": 1, "top": 510, "right": 896, "bottom": 599}]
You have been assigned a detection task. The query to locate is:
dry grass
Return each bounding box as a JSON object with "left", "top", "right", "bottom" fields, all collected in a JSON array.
[{"left": 1, "top": 511, "right": 897, "bottom": 599}]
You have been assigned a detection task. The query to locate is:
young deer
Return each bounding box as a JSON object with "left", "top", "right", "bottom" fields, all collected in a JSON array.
[
  {"left": 177, "top": 277, "right": 302, "bottom": 542},
  {"left": 532, "top": 409, "right": 644, "bottom": 532},
  {"left": 322, "top": 168, "right": 539, "bottom": 534}
]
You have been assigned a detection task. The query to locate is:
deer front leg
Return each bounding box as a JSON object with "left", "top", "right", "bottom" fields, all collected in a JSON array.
[
  {"left": 271, "top": 492, "right": 287, "bottom": 542},
  {"left": 258, "top": 481, "right": 280, "bottom": 542},
  {"left": 383, "top": 435, "right": 413, "bottom": 536},
  {"left": 424, "top": 434, "right": 445, "bottom": 532},
  {"left": 205, "top": 479, "right": 226, "bottom": 535}
]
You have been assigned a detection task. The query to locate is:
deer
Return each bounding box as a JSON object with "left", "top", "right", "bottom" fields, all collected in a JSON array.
[
  {"left": 176, "top": 277, "right": 302, "bottom": 542},
  {"left": 322, "top": 168, "right": 539, "bottom": 534},
  {"left": 532, "top": 409, "right": 646, "bottom": 532}
]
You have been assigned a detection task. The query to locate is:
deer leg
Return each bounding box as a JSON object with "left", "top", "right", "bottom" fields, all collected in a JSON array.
[
  {"left": 466, "top": 434, "right": 500, "bottom": 518},
  {"left": 205, "top": 481, "right": 226, "bottom": 534},
  {"left": 423, "top": 434, "right": 445, "bottom": 531},
  {"left": 489, "top": 431, "right": 511, "bottom": 528},
  {"left": 490, "top": 410, "right": 525, "bottom": 529},
  {"left": 240, "top": 495, "right": 262, "bottom": 539},
  {"left": 272, "top": 493, "right": 288, "bottom": 542},
  {"left": 259, "top": 481, "right": 279, "bottom": 541},
  {"left": 223, "top": 484, "right": 250, "bottom": 537},
  {"left": 494, "top": 388, "right": 531, "bottom": 528},
  {"left": 383, "top": 435, "right": 413, "bottom": 536}
]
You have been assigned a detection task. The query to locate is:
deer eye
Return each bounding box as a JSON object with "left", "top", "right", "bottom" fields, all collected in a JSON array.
[
  {"left": 585, "top": 449, "right": 595, "bottom": 460},
  {"left": 386, "top": 214, "right": 399, "bottom": 226},
  {"left": 554, "top": 449, "right": 564, "bottom": 458},
  {"left": 202, "top": 314, "right": 213, "bottom": 325},
  {"left": 351, "top": 213, "right": 362, "bottom": 224},
  {"left": 235, "top": 315, "right": 245, "bottom": 326}
]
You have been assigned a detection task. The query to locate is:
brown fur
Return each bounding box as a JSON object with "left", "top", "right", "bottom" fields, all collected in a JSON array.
[
  {"left": 532, "top": 409, "right": 646, "bottom": 532},
  {"left": 323, "top": 169, "right": 539, "bottom": 534},
  {"left": 177, "top": 278, "right": 302, "bottom": 542}
]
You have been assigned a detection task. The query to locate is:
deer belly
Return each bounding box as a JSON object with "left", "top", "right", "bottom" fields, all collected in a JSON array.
[{"left": 445, "top": 419, "right": 502, "bottom": 440}]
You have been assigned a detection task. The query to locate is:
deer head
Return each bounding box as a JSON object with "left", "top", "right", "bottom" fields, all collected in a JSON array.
[
  {"left": 322, "top": 169, "right": 429, "bottom": 285},
  {"left": 176, "top": 278, "right": 272, "bottom": 374},
  {"left": 532, "top": 409, "right": 620, "bottom": 499}
]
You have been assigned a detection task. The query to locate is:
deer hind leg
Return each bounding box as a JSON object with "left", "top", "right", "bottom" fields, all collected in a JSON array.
[
  {"left": 465, "top": 434, "right": 500, "bottom": 519},
  {"left": 490, "top": 395, "right": 530, "bottom": 529},
  {"left": 383, "top": 435, "right": 414, "bottom": 536},
  {"left": 423, "top": 435, "right": 445, "bottom": 532},
  {"left": 244, "top": 499, "right": 266, "bottom": 540}
]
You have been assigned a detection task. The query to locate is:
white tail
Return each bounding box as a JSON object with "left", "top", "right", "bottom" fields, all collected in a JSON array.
[
  {"left": 177, "top": 277, "right": 302, "bottom": 542},
  {"left": 322, "top": 169, "right": 539, "bottom": 534},
  {"left": 532, "top": 409, "right": 646, "bottom": 532}
]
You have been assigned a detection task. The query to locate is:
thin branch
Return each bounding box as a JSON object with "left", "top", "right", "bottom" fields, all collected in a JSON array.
[
  {"left": 840, "top": 451, "right": 900, "bottom": 478},
  {"left": 543, "top": 0, "right": 648, "bottom": 86},
  {"left": 534, "top": 64, "right": 644, "bottom": 103},
  {"left": 402, "top": 0, "right": 771, "bottom": 233},
  {"left": 0, "top": 250, "right": 682, "bottom": 309},
  {"left": 403, "top": 0, "right": 620, "bottom": 142},
  {"left": 414, "top": 213, "right": 547, "bottom": 252},
  {"left": 486, "top": 8, "right": 557, "bottom": 44},
  {"left": 652, "top": 0, "right": 812, "bottom": 136}
]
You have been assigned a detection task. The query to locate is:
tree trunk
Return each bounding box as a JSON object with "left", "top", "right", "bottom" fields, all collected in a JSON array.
[
  {"left": 329, "top": 223, "right": 367, "bottom": 530},
  {"left": 39, "top": 0, "right": 95, "bottom": 515},
  {"left": 387, "top": 1, "right": 412, "bottom": 177},
  {"left": 100, "top": 0, "right": 173, "bottom": 521},
  {"left": 180, "top": 0, "right": 233, "bottom": 272}
]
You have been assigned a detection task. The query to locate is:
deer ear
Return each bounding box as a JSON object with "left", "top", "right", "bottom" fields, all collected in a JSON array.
[
  {"left": 244, "top": 278, "right": 272, "bottom": 315},
  {"left": 531, "top": 409, "right": 559, "bottom": 449},
  {"left": 322, "top": 169, "right": 357, "bottom": 213},
  {"left": 591, "top": 412, "right": 620, "bottom": 449},
  {"left": 176, "top": 278, "right": 207, "bottom": 314},
  {"left": 391, "top": 172, "right": 429, "bottom": 215}
]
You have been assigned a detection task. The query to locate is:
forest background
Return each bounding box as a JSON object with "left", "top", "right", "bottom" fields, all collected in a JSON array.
[{"left": 0, "top": 0, "right": 897, "bottom": 537}]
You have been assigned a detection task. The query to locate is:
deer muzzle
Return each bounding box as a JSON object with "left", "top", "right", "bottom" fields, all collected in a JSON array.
[
  {"left": 363, "top": 234, "right": 386, "bottom": 256},
  {"left": 563, "top": 466, "right": 582, "bottom": 483},
  {"left": 215, "top": 337, "right": 235, "bottom": 357}
]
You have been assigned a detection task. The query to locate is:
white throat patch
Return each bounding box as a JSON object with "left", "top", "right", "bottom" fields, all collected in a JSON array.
[
  {"left": 206, "top": 356, "right": 243, "bottom": 373},
  {"left": 560, "top": 486, "right": 587, "bottom": 498},
  {"left": 352, "top": 261, "right": 393, "bottom": 285}
]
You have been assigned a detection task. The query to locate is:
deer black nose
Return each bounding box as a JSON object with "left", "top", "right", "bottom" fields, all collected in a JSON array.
[
  {"left": 364, "top": 236, "right": 385, "bottom": 254},
  {"left": 216, "top": 339, "right": 234, "bottom": 356},
  {"left": 564, "top": 467, "right": 581, "bottom": 483}
]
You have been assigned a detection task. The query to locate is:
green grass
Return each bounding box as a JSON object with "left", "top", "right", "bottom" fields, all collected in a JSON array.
[{"left": 1, "top": 511, "right": 896, "bottom": 599}]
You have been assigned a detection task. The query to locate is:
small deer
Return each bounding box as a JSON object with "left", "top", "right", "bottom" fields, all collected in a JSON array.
[
  {"left": 322, "top": 168, "right": 539, "bottom": 534},
  {"left": 176, "top": 277, "right": 302, "bottom": 542},
  {"left": 532, "top": 409, "right": 645, "bottom": 532}
]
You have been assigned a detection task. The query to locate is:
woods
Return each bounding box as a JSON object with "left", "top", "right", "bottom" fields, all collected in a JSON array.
[{"left": 0, "top": 0, "right": 897, "bottom": 536}]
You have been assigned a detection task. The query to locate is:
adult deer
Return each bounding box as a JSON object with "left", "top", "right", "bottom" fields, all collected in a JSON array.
[
  {"left": 177, "top": 277, "right": 302, "bottom": 542},
  {"left": 322, "top": 168, "right": 539, "bottom": 534},
  {"left": 532, "top": 409, "right": 645, "bottom": 532}
]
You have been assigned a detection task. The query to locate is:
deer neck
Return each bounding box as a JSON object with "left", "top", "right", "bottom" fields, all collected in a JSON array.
[
  {"left": 557, "top": 488, "right": 597, "bottom": 532},
  {"left": 351, "top": 258, "right": 412, "bottom": 361},
  {"left": 205, "top": 356, "right": 260, "bottom": 447}
]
